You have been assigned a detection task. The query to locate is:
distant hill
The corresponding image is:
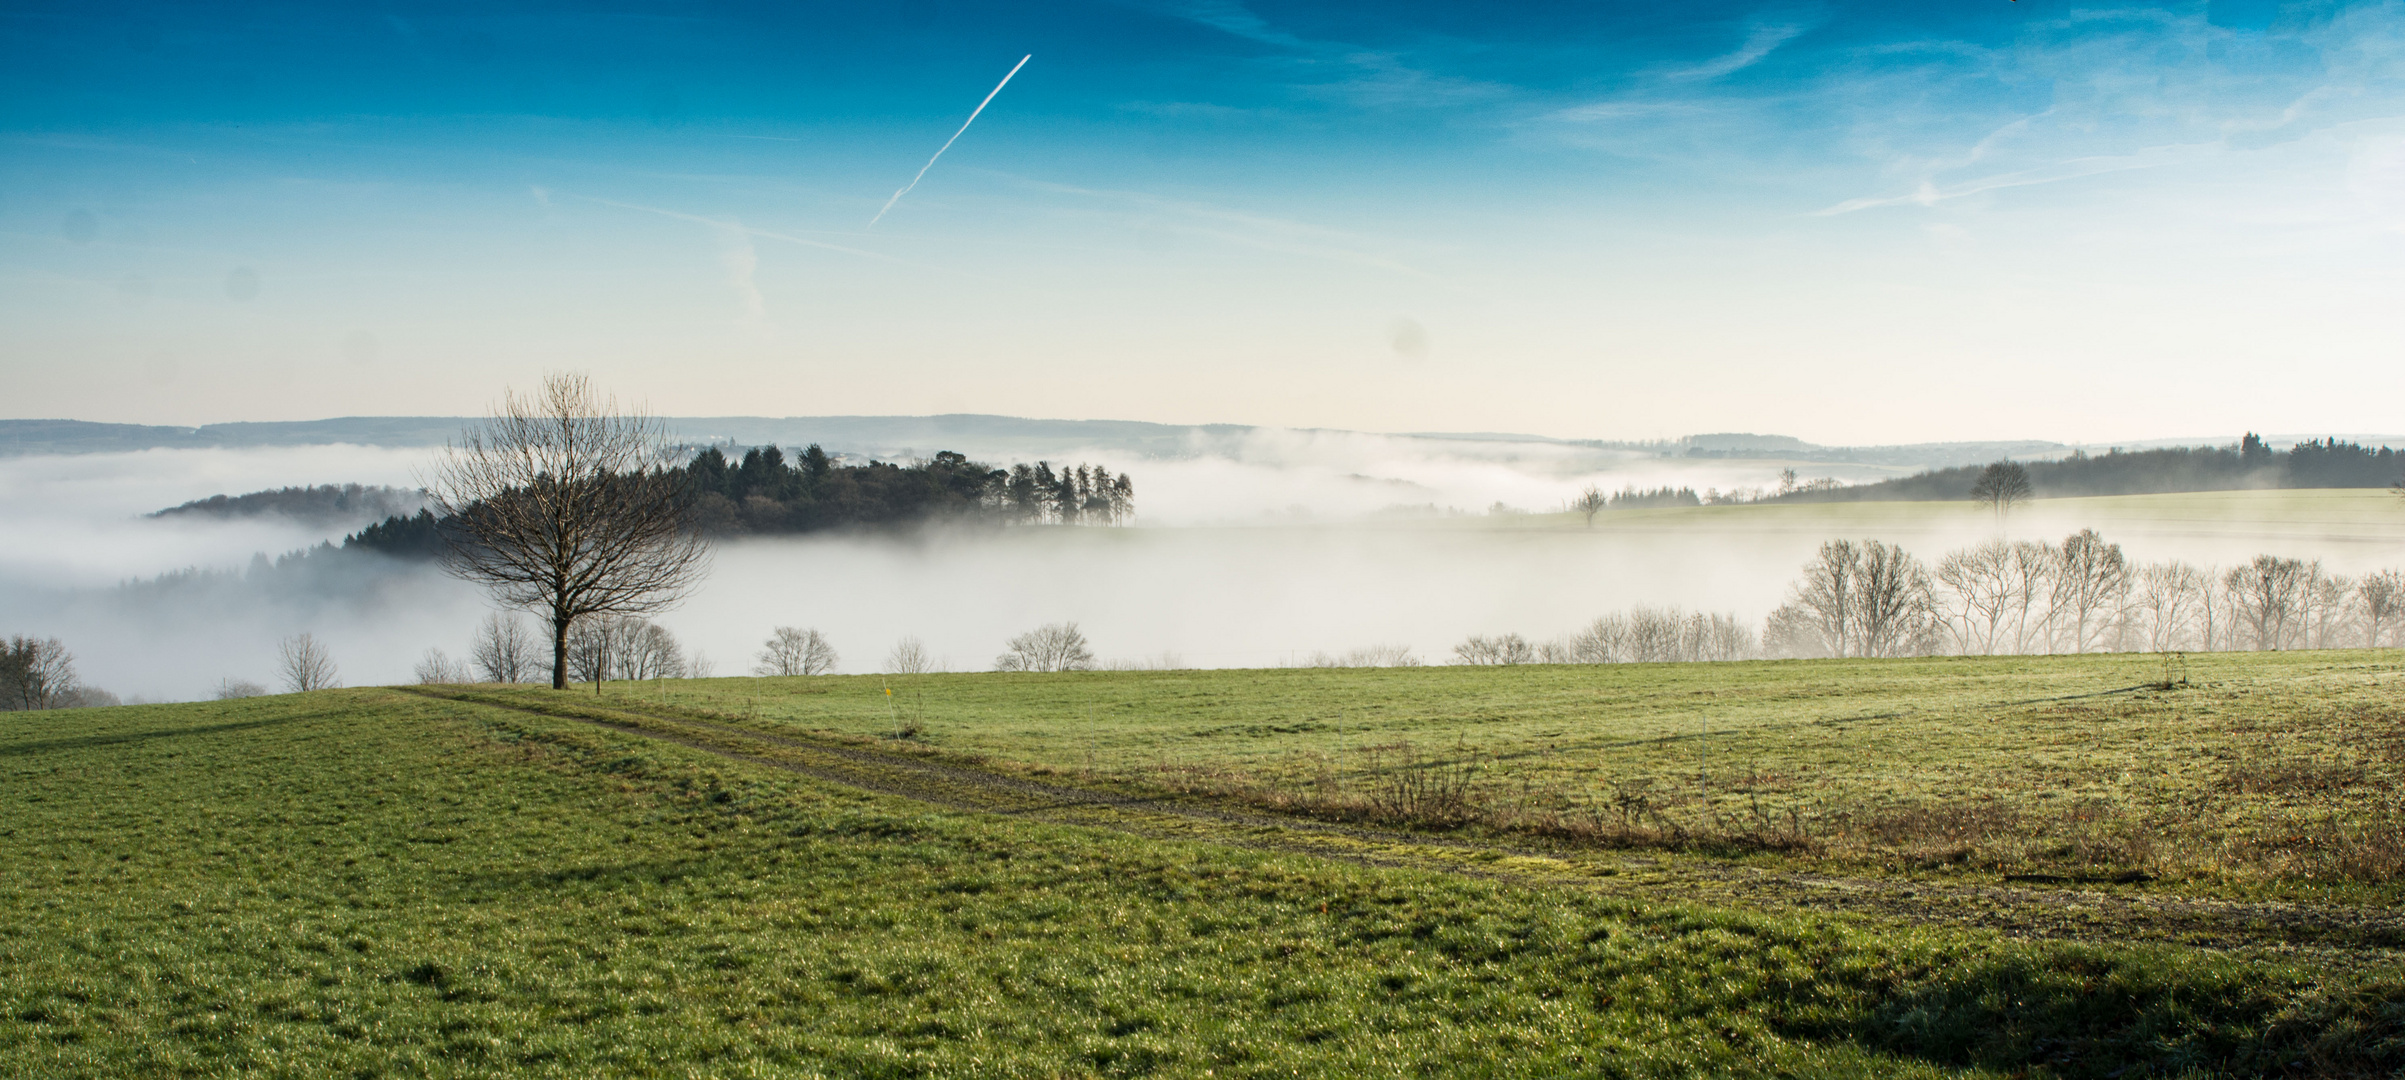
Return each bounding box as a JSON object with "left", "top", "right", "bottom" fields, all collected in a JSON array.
[
  {"left": 1774, "top": 435, "right": 2404, "bottom": 502},
  {"left": 0, "top": 417, "right": 470, "bottom": 455},
  {"left": 1668, "top": 436, "right": 2073, "bottom": 470},
  {"left": 9, "top": 415, "right": 2400, "bottom": 489},
  {"left": 149, "top": 484, "right": 428, "bottom": 527}
]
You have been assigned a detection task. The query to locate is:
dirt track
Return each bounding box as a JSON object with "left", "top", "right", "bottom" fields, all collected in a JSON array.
[{"left": 396, "top": 686, "right": 2405, "bottom": 968}]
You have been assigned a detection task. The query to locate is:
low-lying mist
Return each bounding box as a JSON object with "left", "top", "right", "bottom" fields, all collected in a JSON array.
[{"left": 4, "top": 443, "right": 2395, "bottom": 703}]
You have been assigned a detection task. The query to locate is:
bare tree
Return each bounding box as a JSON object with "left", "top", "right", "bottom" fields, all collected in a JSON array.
[
  {"left": 1968, "top": 461, "right": 2032, "bottom": 519},
  {"left": 886, "top": 636, "right": 933, "bottom": 675},
  {"left": 470, "top": 613, "right": 539, "bottom": 683},
  {"left": 277, "top": 634, "right": 338, "bottom": 692},
  {"left": 2, "top": 636, "right": 79, "bottom": 710},
  {"left": 756, "top": 626, "right": 839, "bottom": 676},
  {"left": 2226, "top": 555, "right": 2311, "bottom": 650},
  {"left": 621, "top": 622, "right": 685, "bottom": 681},
  {"left": 565, "top": 615, "right": 643, "bottom": 688},
  {"left": 1453, "top": 633, "right": 1534, "bottom": 665},
  {"left": 2359, "top": 571, "right": 2403, "bottom": 648},
  {"left": 1572, "top": 485, "right": 1608, "bottom": 528},
  {"left": 1761, "top": 602, "right": 1828, "bottom": 659},
  {"left": 1696, "top": 612, "right": 1757, "bottom": 661},
  {"left": 2049, "top": 529, "right": 2130, "bottom": 653},
  {"left": 1785, "top": 540, "right": 1860, "bottom": 657},
  {"left": 994, "top": 623, "right": 1094, "bottom": 672},
  {"left": 1999, "top": 540, "right": 2058, "bottom": 654},
  {"left": 1934, "top": 540, "right": 2054, "bottom": 655},
  {"left": 414, "top": 648, "right": 472, "bottom": 684},
  {"left": 214, "top": 678, "right": 267, "bottom": 700},
  {"left": 2304, "top": 570, "right": 2356, "bottom": 649},
  {"left": 1936, "top": 541, "right": 2014, "bottom": 655},
  {"left": 1853, "top": 540, "right": 1941, "bottom": 658},
  {"left": 1622, "top": 607, "right": 1688, "bottom": 662},
  {"left": 1775, "top": 539, "right": 1937, "bottom": 658},
  {"left": 2195, "top": 566, "right": 2233, "bottom": 652},
  {"left": 2135, "top": 561, "right": 2209, "bottom": 652},
  {"left": 1565, "top": 615, "right": 1627, "bottom": 663},
  {"left": 427, "top": 372, "right": 710, "bottom": 690}
]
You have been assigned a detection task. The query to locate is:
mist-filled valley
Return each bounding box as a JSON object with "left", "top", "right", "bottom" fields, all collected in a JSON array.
[{"left": 7, "top": 431, "right": 2398, "bottom": 704}]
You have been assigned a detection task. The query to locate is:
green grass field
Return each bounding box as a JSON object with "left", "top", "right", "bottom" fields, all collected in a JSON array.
[
  {"left": 5, "top": 655, "right": 2403, "bottom": 1077},
  {"left": 583, "top": 650, "right": 2405, "bottom": 895}
]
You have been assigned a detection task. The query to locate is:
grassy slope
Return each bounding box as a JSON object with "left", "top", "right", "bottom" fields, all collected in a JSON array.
[
  {"left": 5, "top": 690, "right": 2400, "bottom": 1078},
  {"left": 594, "top": 651, "right": 2405, "bottom": 892}
]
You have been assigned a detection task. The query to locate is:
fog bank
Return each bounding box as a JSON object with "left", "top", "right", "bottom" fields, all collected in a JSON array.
[{"left": 4, "top": 445, "right": 2395, "bottom": 702}]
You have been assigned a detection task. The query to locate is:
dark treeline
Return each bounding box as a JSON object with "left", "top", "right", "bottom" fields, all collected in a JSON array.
[
  {"left": 1608, "top": 486, "right": 1702, "bottom": 510},
  {"left": 337, "top": 445, "right": 1133, "bottom": 559},
  {"left": 1777, "top": 435, "right": 2402, "bottom": 503},
  {"left": 149, "top": 484, "right": 426, "bottom": 525},
  {"left": 680, "top": 445, "right": 1132, "bottom": 535}
]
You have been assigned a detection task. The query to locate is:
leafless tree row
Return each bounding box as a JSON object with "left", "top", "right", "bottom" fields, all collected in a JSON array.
[
  {"left": 1306, "top": 644, "right": 1423, "bottom": 668},
  {"left": 567, "top": 616, "right": 688, "bottom": 685},
  {"left": 1545, "top": 607, "right": 1756, "bottom": 664},
  {"left": 471, "top": 613, "right": 543, "bottom": 682},
  {"left": 411, "top": 612, "right": 700, "bottom": 688},
  {"left": 1454, "top": 633, "right": 1537, "bottom": 666},
  {"left": 1764, "top": 531, "right": 2405, "bottom": 658},
  {"left": 1449, "top": 606, "right": 1757, "bottom": 667}
]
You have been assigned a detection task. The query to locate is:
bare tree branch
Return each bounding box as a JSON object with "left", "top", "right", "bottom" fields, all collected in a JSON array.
[{"left": 427, "top": 373, "right": 710, "bottom": 689}]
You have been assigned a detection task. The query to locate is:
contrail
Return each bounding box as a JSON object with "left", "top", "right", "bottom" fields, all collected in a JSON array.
[{"left": 867, "top": 54, "right": 1030, "bottom": 229}]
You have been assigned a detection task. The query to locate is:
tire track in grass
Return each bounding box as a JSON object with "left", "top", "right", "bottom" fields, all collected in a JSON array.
[{"left": 392, "top": 686, "right": 2405, "bottom": 966}]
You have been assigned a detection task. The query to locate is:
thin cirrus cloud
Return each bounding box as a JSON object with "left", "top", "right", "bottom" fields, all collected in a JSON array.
[
  {"left": 1012, "top": 176, "right": 1433, "bottom": 278},
  {"left": 1814, "top": 143, "right": 2215, "bottom": 216},
  {"left": 1150, "top": 0, "right": 1514, "bottom": 108},
  {"left": 1661, "top": 20, "right": 1811, "bottom": 81},
  {"left": 576, "top": 196, "right": 958, "bottom": 322},
  {"left": 585, "top": 197, "right": 915, "bottom": 266}
]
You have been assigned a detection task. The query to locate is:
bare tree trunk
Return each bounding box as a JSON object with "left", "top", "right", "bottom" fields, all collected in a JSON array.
[{"left": 553, "top": 611, "right": 570, "bottom": 690}]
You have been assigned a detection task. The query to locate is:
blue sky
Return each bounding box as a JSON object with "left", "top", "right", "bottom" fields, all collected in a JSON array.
[{"left": 4, "top": 0, "right": 2402, "bottom": 442}]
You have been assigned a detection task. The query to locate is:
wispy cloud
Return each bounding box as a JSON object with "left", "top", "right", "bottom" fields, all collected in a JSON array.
[
  {"left": 587, "top": 196, "right": 912, "bottom": 265},
  {"left": 1664, "top": 21, "right": 1808, "bottom": 81},
  {"left": 1813, "top": 142, "right": 2213, "bottom": 215},
  {"left": 1169, "top": 0, "right": 1308, "bottom": 50},
  {"left": 714, "top": 219, "right": 764, "bottom": 322},
  {"left": 582, "top": 196, "right": 966, "bottom": 320},
  {"left": 1015, "top": 177, "right": 1434, "bottom": 278},
  {"left": 1149, "top": 0, "right": 1513, "bottom": 109}
]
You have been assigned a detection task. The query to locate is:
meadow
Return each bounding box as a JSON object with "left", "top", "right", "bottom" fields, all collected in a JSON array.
[
  {"left": 586, "top": 651, "right": 2405, "bottom": 898},
  {"left": 5, "top": 654, "right": 2403, "bottom": 1077}
]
